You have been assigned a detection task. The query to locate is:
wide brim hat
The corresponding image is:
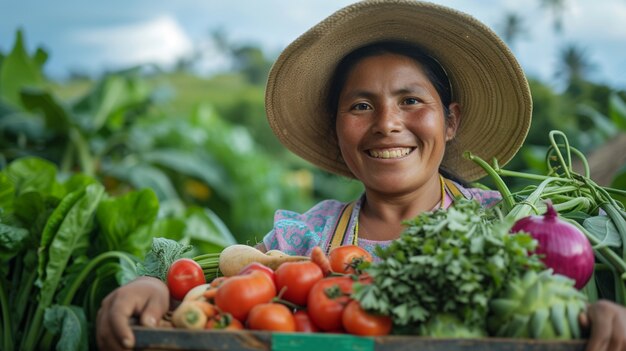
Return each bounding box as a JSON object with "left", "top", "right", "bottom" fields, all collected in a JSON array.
[{"left": 265, "top": 0, "right": 532, "bottom": 182}]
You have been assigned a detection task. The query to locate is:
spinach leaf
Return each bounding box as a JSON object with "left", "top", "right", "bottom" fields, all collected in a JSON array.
[
  {"left": 43, "top": 305, "right": 88, "bottom": 351},
  {"left": 6, "top": 157, "right": 61, "bottom": 197},
  {"left": 96, "top": 188, "right": 159, "bottom": 257}
]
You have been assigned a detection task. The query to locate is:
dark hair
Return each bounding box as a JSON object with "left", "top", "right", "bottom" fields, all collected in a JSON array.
[{"left": 325, "top": 40, "right": 468, "bottom": 185}]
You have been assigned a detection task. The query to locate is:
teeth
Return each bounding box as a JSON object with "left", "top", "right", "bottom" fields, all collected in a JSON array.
[{"left": 368, "top": 148, "right": 411, "bottom": 159}]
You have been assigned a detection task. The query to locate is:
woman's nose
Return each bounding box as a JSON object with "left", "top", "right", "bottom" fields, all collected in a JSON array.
[{"left": 372, "top": 104, "right": 403, "bottom": 134}]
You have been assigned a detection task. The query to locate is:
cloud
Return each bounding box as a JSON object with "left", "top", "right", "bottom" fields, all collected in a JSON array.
[{"left": 70, "top": 14, "right": 193, "bottom": 69}]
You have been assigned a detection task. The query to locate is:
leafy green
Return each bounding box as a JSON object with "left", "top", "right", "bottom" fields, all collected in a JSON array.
[
  {"left": 0, "top": 30, "right": 45, "bottom": 107},
  {"left": 43, "top": 305, "right": 88, "bottom": 351},
  {"left": 96, "top": 188, "right": 159, "bottom": 257},
  {"left": 0, "top": 222, "right": 29, "bottom": 262},
  {"left": 354, "top": 198, "right": 543, "bottom": 332}
]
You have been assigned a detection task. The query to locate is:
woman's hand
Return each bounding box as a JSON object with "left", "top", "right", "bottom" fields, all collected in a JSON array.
[
  {"left": 96, "top": 276, "right": 169, "bottom": 351},
  {"left": 581, "top": 299, "right": 626, "bottom": 351}
]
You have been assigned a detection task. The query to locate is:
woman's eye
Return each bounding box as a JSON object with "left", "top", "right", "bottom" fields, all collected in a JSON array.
[
  {"left": 403, "top": 97, "right": 420, "bottom": 105},
  {"left": 352, "top": 102, "right": 371, "bottom": 111}
]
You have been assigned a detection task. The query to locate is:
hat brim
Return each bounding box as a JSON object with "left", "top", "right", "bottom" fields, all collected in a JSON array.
[{"left": 265, "top": 0, "right": 532, "bottom": 182}]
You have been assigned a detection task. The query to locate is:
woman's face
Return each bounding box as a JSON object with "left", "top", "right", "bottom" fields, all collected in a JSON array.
[{"left": 335, "top": 53, "right": 459, "bottom": 194}]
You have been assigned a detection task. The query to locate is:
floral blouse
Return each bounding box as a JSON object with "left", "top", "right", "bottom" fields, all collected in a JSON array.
[{"left": 261, "top": 180, "right": 501, "bottom": 259}]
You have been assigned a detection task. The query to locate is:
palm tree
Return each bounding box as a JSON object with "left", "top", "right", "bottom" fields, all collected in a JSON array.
[
  {"left": 555, "top": 43, "right": 595, "bottom": 94},
  {"left": 539, "top": 0, "right": 567, "bottom": 33},
  {"left": 499, "top": 12, "right": 527, "bottom": 49}
]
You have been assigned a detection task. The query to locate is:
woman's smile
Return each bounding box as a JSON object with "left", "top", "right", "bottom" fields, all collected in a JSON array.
[{"left": 366, "top": 147, "right": 414, "bottom": 159}]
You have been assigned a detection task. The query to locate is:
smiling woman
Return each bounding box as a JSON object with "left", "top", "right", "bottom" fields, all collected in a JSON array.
[{"left": 95, "top": 1, "right": 626, "bottom": 350}]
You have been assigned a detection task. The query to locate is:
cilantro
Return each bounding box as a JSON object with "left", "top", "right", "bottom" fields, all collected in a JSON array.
[{"left": 353, "top": 198, "right": 543, "bottom": 333}]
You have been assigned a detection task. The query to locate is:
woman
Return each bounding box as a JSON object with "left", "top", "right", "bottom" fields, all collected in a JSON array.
[{"left": 97, "top": 1, "right": 626, "bottom": 350}]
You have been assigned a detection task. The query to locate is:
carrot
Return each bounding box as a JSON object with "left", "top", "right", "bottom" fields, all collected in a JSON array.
[
  {"left": 210, "top": 276, "right": 228, "bottom": 288},
  {"left": 194, "top": 300, "right": 217, "bottom": 319},
  {"left": 310, "top": 246, "right": 331, "bottom": 276},
  {"left": 218, "top": 244, "right": 310, "bottom": 276},
  {"left": 202, "top": 288, "right": 218, "bottom": 301},
  {"left": 171, "top": 301, "right": 208, "bottom": 330},
  {"left": 182, "top": 283, "right": 212, "bottom": 301}
]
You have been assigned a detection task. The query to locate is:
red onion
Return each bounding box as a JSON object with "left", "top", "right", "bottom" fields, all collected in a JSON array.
[{"left": 511, "top": 202, "right": 595, "bottom": 289}]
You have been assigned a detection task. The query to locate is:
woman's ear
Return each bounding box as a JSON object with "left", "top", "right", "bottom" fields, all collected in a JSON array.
[{"left": 445, "top": 102, "right": 461, "bottom": 141}]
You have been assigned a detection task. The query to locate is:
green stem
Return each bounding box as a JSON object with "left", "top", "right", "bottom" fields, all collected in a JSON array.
[
  {"left": 61, "top": 251, "right": 135, "bottom": 306},
  {"left": 0, "top": 284, "right": 13, "bottom": 351},
  {"left": 497, "top": 169, "right": 553, "bottom": 182},
  {"left": 568, "top": 146, "right": 591, "bottom": 178},
  {"left": 60, "top": 138, "right": 75, "bottom": 174},
  {"left": 464, "top": 152, "right": 514, "bottom": 211},
  {"left": 551, "top": 197, "right": 593, "bottom": 214},
  {"left": 192, "top": 253, "right": 220, "bottom": 261},
  {"left": 21, "top": 304, "right": 45, "bottom": 351},
  {"left": 69, "top": 128, "right": 95, "bottom": 177},
  {"left": 13, "top": 268, "right": 37, "bottom": 334},
  {"left": 547, "top": 130, "right": 573, "bottom": 179},
  {"left": 604, "top": 187, "right": 626, "bottom": 198},
  {"left": 506, "top": 177, "right": 563, "bottom": 221}
]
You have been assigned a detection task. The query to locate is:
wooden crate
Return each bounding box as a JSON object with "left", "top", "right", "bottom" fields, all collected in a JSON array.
[{"left": 132, "top": 326, "right": 587, "bottom": 351}]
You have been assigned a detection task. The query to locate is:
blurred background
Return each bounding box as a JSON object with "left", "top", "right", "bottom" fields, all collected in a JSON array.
[{"left": 1, "top": 0, "right": 625, "bottom": 245}]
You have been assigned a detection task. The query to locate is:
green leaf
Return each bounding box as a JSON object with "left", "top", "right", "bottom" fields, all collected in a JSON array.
[
  {"left": 577, "top": 104, "right": 616, "bottom": 139},
  {"left": 0, "top": 30, "right": 45, "bottom": 108},
  {"left": 0, "top": 222, "right": 29, "bottom": 262},
  {"left": 43, "top": 305, "right": 88, "bottom": 351},
  {"left": 583, "top": 216, "right": 622, "bottom": 249},
  {"left": 104, "top": 163, "right": 179, "bottom": 201},
  {"left": 0, "top": 172, "right": 15, "bottom": 213},
  {"left": 609, "top": 93, "right": 626, "bottom": 131},
  {"left": 38, "top": 183, "right": 104, "bottom": 310},
  {"left": 6, "top": 156, "right": 62, "bottom": 197},
  {"left": 184, "top": 207, "right": 236, "bottom": 253},
  {"left": 37, "top": 190, "right": 85, "bottom": 282},
  {"left": 96, "top": 188, "right": 159, "bottom": 256},
  {"left": 117, "top": 254, "right": 139, "bottom": 286},
  {"left": 20, "top": 88, "right": 71, "bottom": 132},
  {"left": 141, "top": 149, "right": 233, "bottom": 199}
]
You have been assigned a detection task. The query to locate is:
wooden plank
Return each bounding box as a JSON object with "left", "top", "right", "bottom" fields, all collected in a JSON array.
[
  {"left": 132, "top": 327, "right": 587, "bottom": 351},
  {"left": 133, "top": 327, "right": 270, "bottom": 351}
]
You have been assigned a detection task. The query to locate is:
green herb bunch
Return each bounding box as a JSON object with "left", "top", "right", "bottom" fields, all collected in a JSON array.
[{"left": 353, "top": 198, "right": 544, "bottom": 333}]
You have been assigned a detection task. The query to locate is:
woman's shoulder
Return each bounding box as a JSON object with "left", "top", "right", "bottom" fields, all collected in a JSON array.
[
  {"left": 263, "top": 199, "right": 352, "bottom": 256},
  {"left": 273, "top": 199, "right": 349, "bottom": 223}
]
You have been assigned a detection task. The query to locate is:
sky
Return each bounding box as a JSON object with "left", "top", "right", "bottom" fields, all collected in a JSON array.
[{"left": 1, "top": 0, "right": 626, "bottom": 90}]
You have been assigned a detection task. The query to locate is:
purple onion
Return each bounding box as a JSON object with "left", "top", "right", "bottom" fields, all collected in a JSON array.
[{"left": 511, "top": 202, "right": 595, "bottom": 289}]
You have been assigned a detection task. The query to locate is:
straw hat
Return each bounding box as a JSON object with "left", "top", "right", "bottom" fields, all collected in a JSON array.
[{"left": 265, "top": 0, "right": 532, "bottom": 181}]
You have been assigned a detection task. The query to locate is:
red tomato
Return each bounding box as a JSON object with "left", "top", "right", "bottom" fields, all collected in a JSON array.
[
  {"left": 205, "top": 313, "right": 244, "bottom": 330},
  {"left": 247, "top": 303, "right": 296, "bottom": 332},
  {"left": 342, "top": 300, "right": 392, "bottom": 336},
  {"left": 307, "top": 276, "right": 354, "bottom": 331},
  {"left": 274, "top": 261, "right": 323, "bottom": 306},
  {"left": 215, "top": 270, "right": 276, "bottom": 322},
  {"left": 239, "top": 262, "right": 276, "bottom": 288},
  {"left": 329, "top": 245, "right": 373, "bottom": 274},
  {"left": 293, "top": 310, "right": 320, "bottom": 333},
  {"left": 167, "top": 258, "right": 206, "bottom": 301}
]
